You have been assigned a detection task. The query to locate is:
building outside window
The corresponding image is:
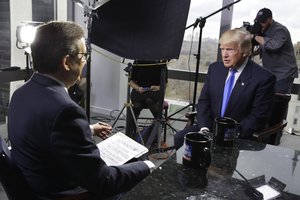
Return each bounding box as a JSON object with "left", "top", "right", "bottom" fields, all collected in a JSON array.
[
  {"left": 0, "top": 0, "right": 10, "bottom": 124},
  {"left": 165, "top": 0, "right": 222, "bottom": 111}
]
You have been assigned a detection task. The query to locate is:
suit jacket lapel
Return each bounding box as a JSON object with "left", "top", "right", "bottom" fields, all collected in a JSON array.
[{"left": 225, "top": 60, "right": 253, "bottom": 115}]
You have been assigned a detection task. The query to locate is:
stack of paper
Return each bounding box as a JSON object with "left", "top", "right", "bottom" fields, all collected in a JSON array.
[{"left": 97, "top": 132, "right": 148, "bottom": 166}]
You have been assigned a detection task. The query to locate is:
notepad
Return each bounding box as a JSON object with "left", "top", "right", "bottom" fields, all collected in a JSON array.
[{"left": 97, "top": 132, "right": 149, "bottom": 166}]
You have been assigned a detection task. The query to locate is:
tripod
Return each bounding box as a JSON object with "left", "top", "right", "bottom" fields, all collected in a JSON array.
[{"left": 111, "top": 63, "right": 145, "bottom": 145}]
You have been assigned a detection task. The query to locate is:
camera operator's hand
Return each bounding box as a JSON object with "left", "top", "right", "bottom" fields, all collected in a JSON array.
[{"left": 251, "top": 34, "right": 265, "bottom": 45}]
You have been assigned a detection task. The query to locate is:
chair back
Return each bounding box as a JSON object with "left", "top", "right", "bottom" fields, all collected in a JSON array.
[
  {"left": 267, "top": 93, "right": 291, "bottom": 144},
  {"left": 0, "top": 136, "right": 35, "bottom": 200},
  {"left": 269, "top": 93, "right": 291, "bottom": 126}
]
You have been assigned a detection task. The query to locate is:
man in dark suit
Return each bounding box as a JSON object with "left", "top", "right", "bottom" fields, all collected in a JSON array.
[
  {"left": 8, "top": 21, "right": 154, "bottom": 200},
  {"left": 174, "top": 28, "right": 276, "bottom": 149}
]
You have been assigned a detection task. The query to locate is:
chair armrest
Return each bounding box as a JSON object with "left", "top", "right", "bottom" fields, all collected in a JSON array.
[{"left": 252, "top": 120, "right": 287, "bottom": 142}]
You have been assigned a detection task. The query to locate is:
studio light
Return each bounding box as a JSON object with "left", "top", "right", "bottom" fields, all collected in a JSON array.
[{"left": 16, "top": 21, "right": 43, "bottom": 49}]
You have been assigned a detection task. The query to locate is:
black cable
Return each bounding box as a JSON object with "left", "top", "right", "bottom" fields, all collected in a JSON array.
[
  {"left": 90, "top": 116, "right": 112, "bottom": 123},
  {"left": 234, "top": 164, "right": 263, "bottom": 199},
  {"left": 110, "top": 110, "right": 126, "bottom": 121},
  {"left": 234, "top": 169, "right": 250, "bottom": 185}
]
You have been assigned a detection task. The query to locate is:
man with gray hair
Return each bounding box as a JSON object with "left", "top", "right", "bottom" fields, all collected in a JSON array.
[{"left": 174, "top": 28, "right": 276, "bottom": 149}]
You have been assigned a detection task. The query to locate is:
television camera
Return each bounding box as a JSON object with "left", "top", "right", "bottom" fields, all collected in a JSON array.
[{"left": 242, "top": 21, "right": 263, "bottom": 46}]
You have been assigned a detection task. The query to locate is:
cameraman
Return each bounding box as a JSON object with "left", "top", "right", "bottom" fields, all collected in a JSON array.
[{"left": 252, "top": 8, "right": 298, "bottom": 94}]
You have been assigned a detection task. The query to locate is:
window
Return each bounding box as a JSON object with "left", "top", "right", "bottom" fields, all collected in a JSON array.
[
  {"left": 165, "top": 1, "right": 222, "bottom": 104},
  {"left": 0, "top": 0, "right": 10, "bottom": 125},
  {"left": 32, "top": 0, "right": 56, "bottom": 22}
]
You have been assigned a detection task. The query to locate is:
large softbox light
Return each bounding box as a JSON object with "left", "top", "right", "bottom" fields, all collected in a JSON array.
[{"left": 91, "top": 0, "right": 191, "bottom": 60}]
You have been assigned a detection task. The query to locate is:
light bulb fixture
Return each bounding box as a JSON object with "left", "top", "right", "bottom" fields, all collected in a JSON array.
[{"left": 16, "top": 21, "right": 44, "bottom": 49}]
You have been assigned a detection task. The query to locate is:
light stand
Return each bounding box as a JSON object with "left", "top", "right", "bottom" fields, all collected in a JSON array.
[
  {"left": 16, "top": 22, "right": 42, "bottom": 80},
  {"left": 24, "top": 48, "right": 32, "bottom": 80},
  {"left": 169, "top": 0, "right": 242, "bottom": 119},
  {"left": 72, "top": 0, "right": 111, "bottom": 120},
  {"left": 111, "top": 63, "right": 145, "bottom": 145}
]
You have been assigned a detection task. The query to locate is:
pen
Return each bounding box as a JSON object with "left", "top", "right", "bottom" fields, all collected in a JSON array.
[{"left": 98, "top": 122, "right": 111, "bottom": 128}]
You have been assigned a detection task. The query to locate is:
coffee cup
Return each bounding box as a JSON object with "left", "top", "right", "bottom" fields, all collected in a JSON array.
[
  {"left": 213, "top": 117, "right": 239, "bottom": 147},
  {"left": 182, "top": 132, "right": 212, "bottom": 171}
]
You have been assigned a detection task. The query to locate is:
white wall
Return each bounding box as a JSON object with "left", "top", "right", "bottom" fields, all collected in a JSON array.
[{"left": 89, "top": 45, "right": 126, "bottom": 115}]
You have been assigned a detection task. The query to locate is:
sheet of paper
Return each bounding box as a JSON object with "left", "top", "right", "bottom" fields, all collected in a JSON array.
[
  {"left": 256, "top": 184, "right": 281, "bottom": 200},
  {"left": 97, "top": 132, "right": 148, "bottom": 166}
]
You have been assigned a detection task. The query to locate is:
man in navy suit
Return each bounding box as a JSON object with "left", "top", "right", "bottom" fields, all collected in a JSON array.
[
  {"left": 8, "top": 21, "right": 154, "bottom": 200},
  {"left": 174, "top": 28, "right": 276, "bottom": 149}
]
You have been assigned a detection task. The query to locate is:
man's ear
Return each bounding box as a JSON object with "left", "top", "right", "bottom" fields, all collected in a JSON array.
[{"left": 62, "top": 55, "right": 71, "bottom": 71}]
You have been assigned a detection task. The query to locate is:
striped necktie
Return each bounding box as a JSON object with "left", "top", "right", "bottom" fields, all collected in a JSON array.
[{"left": 221, "top": 69, "right": 237, "bottom": 117}]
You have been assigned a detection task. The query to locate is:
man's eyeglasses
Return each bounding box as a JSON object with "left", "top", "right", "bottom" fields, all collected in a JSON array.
[{"left": 77, "top": 52, "right": 90, "bottom": 62}]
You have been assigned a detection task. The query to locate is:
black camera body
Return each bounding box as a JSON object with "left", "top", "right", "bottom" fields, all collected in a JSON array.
[
  {"left": 243, "top": 21, "right": 263, "bottom": 35},
  {"left": 243, "top": 21, "right": 263, "bottom": 46}
]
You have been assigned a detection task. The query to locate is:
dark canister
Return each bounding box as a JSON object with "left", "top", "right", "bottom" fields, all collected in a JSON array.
[
  {"left": 182, "top": 132, "right": 212, "bottom": 171},
  {"left": 213, "top": 117, "right": 239, "bottom": 147}
]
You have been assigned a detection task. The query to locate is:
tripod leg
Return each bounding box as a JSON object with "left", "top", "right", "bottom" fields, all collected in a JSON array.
[
  {"left": 166, "top": 122, "right": 178, "bottom": 133},
  {"left": 166, "top": 103, "right": 192, "bottom": 119},
  {"left": 157, "top": 119, "right": 162, "bottom": 149},
  {"left": 128, "top": 105, "right": 145, "bottom": 146},
  {"left": 111, "top": 105, "right": 127, "bottom": 128}
]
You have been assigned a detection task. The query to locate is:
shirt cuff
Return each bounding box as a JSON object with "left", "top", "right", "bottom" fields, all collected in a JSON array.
[
  {"left": 143, "top": 160, "right": 156, "bottom": 173},
  {"left": 199, "top": 127, "right": 210, "bottom": 133},
  {"left": 89, "top": 125, "right": 94, "bottom": 135}
]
